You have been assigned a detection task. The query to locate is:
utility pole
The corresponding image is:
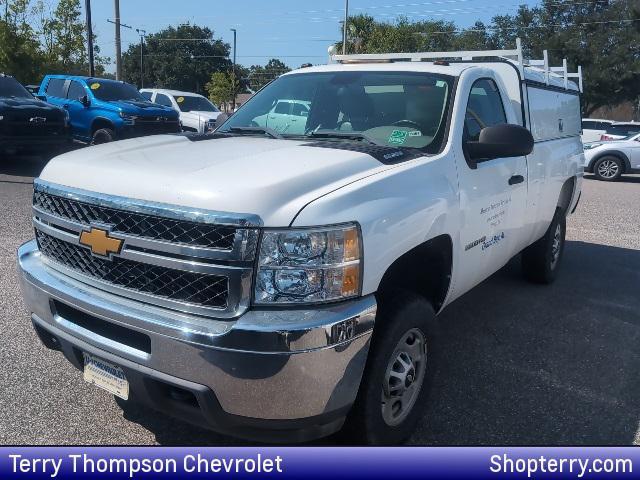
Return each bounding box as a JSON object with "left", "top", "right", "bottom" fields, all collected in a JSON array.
[
  {"left": 230, "top": 28, "right": 237, "bottom": 112},
  {"left": 342, "top": 0, "right": 349, "bottom": 55},
  {"left": 85, "top": 0, "right": 95, "bottom": 76},
  {"left": 114, "top": 0, "right": 122, "bottom": 80},
  {"left": 136, "top": 28, "right": 146, "bottom": 88},
  {"left": 108, "top": 18, "right": 132, "bottom": 80}
]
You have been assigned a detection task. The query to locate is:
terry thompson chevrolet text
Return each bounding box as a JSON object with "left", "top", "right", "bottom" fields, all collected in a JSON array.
[{"left": 17, "top": 41, "right": 584, "bottom": 444}]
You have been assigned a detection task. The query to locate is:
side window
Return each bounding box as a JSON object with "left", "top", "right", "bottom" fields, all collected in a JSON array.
[
  {"left": 140, "top": 91, "right": 153, "bottom": 100},
  {"left": 291, "top": 103, "right": 308, "bottom": 117},
  {"left": 45, "top": 78, "right": 66, "bottom": 98},
  {"left": 274, "top": 101, "right": 291, "bottom": 115},
  {"left": 464, "top": 79, "right": 507, "bottom": 141},
  {"left": 66, "top": 81, "right": 86, "bottom": 101},
  {"left": 155, "top": 93, "right": 173, "bottom": 107},
  {"left": 582, "top": 120, "right": 597, "bottom": 130}
]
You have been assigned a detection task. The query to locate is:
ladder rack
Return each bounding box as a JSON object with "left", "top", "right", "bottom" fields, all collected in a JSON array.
[
  {"left": 527, "top": 50, "right": 583, "bottom": 93},
  {"left": 330, "top": 38, "right": 583, "bottom": 93}
]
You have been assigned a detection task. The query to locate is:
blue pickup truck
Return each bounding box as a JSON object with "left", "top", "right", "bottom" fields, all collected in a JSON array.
[{"left": 39, "top": 75, "right": 180, "bottom": 144}]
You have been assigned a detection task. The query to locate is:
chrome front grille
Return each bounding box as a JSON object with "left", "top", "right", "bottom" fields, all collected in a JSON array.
[
  {"left": 34, "top": 190, "right": 237, "bottom": 250},
  {"left": 32, "top": 179, "right": 261, "bottom": 318}
]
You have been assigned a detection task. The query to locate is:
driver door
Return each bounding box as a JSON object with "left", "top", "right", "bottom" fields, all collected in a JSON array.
[
  {"left": 453, "top": 78, "right": 529, "bottom": 296},
  {"left": 64, "top": 80, "right": 92, "bottom": 140},
  {"left": 266, "top": 101, "right": 292, "bottom": 132}
]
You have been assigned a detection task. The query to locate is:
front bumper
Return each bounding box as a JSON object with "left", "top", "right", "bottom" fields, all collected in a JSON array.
[
  {"left": 0, "top": 133, "right": 71, "bottom": 151},
  {"left": 17, "top": 240, "right": 376, "bottom": 442}
]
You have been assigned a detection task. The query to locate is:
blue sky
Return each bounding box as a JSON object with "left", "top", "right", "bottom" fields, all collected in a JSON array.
[{"left": 88, "top": 0, "right": 539, "bottom": 72}]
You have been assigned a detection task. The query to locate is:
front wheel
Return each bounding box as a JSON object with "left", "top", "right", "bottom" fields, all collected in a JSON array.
[
  {"left": 91, "top": 128, "right": 116, "bottom": 145},
  {"left": 343, "top": 292, "right": 439, "bottom": 445},
  {"left": 521, "top": 208, "right": 566, "bottom": 284},
  {"left": 593, "top": 156, "right": 623, "bottom": 181}
]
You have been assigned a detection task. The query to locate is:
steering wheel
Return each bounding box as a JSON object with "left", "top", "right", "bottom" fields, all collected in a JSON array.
[{"left": 392, "top": 120, "right": 422, "bottom": 132}]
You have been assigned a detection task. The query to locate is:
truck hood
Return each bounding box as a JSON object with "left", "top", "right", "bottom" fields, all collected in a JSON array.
[
  {"left": 111, "top": 100, "right": 177, "bottom": 118},
  {"left": 39, "top": 135, "right": 391, "bottom": 226},
  {"left": 0, "top": 96, "right": 65, "bottom": 119}
]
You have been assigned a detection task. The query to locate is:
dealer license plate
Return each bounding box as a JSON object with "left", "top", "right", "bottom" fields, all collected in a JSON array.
[{"left": 83, "top": 353, "right": 129, "bottom": 400}]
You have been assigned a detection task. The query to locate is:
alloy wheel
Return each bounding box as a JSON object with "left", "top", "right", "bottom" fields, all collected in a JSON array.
[{"left": 597, "top": 159, "right": 619, "bottom": 179}]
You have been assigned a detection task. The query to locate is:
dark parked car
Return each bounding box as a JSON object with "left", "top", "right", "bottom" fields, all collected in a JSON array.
[{"left": 0, "top": 74, "right": 71, "bottom": 156}]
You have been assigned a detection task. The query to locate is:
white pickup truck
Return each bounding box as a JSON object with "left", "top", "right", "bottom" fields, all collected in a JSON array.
[{"left": 17, "top": 41, "right": 584, "bottom": 444}]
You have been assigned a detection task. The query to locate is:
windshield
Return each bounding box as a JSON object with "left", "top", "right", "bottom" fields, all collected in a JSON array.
[
  {"left": 0, "top": 77, "right": 32, "bottom": 98},
  {"left": 88, "top": 80, "right": 146, "bottom": 102},
  {"left": 175, "top": 95, "right": 219, "bottom": 112},
  {"left": 605, "top": 124, "right": 640, "bottom": 136},
  {"left": 219, "top": 71, "right": 454, "bottom": 152}
]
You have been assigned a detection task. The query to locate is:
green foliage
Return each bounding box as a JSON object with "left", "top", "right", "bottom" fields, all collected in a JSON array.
[
  {"left": 340, "top": 1, "right": 640, "bottom": 115},
  {"left": 122, "top": 24, "right": 231, "bottom": 94},
  {"left": 0, "top": 0, "right": 108, "bottom": 83},
  {"left": 206, "top": 70, "right": 235, "bottom": 109},
  {"left": 247, "top": 58, "right": 291, "bottom": 91}
]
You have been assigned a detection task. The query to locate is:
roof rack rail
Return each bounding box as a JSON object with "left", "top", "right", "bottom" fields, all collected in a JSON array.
[
  {"left": 527, "top": 50, "right": 583, "bottom": 93},
  {"left": 331, "top": 38, "right": 524, "bottom": 72},
  {"left": 330, "top": 38, "right": 583, "bottom": 93}
]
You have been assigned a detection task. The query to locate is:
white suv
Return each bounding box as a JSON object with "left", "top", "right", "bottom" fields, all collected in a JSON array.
[
  {"left": 581, "top": 118, "right": 613, "bottom": 143},
  {"left": 18, "top": 41, "right": 584, "bottom": 444},
  {"left": 141, "top": 88, "right": 221, "bottom": 133}
]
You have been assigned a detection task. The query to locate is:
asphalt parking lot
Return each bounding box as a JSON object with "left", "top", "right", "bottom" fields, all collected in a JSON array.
[{"left": 1, "top": 154, "right": 639, "bottom": 445}]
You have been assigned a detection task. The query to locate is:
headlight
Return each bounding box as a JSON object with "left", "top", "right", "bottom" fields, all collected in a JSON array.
[
  {"left": 583, "top": 143, "right": 602, "bottom": 150},
  {"left": 0, "top": 115, "right": 4, "bottom": 121},
  {"left": 119, "top": 112, "right": 137, "bottom": 125},
  {"left": 254, "top": 223, "right": 362, "bottom": 304}
]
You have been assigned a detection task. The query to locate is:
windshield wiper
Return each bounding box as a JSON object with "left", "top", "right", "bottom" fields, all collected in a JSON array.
[
  {"left": 308, "top": 130, "right": 384, "bottom": 146},
  {"left": 228, "top": 126, "right": 283, "bottom": 139}
]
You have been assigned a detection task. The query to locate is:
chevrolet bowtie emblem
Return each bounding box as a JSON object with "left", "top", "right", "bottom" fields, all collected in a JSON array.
[{"left": 79, "top": 227, "right": 123, "bottom": 258}]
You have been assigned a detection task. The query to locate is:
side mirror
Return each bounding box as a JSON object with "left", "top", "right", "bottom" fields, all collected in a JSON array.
[
  {"left": 35, "top": 94, "right": 47, "bottom": 102},
  {"left": 465, "top": 124, "right": 534, "bottom": 168},
  {"left": 80, "top": 95, "right": 90, "bottom": 107}
]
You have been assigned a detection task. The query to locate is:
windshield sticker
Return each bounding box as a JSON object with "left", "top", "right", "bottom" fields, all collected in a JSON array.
[
  {"left": 388, "top": 129, "right": 408, "bottom": 145},
  {"left": 90, "top": 83, "right": 101, "bottom": 90},
  {"left": 408, "top": 130, "right": 422, "bottom": 137},
  {"left": 176, "top": 97, "right": 184, "bottom": 103}
]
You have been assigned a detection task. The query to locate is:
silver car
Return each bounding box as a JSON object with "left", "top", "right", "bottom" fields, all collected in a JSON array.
[{"left": 583, "top": 133, "right": 640, "bottom": 180}]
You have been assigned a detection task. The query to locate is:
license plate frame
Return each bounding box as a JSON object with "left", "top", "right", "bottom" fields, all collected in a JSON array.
[{"left": 83, "top": 353, "right": 129, "bottom": 400}]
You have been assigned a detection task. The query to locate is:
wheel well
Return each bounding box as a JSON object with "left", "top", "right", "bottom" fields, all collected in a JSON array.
[
  {"left": 590, "top": 151, "right": 629, "bottom": 173},
  {"left": 557, "top": 176, "right": 576, "bottom": 215},
  {"left": 376, "top": 234, "right": 452, "bottom": 313},
  {"left": 91, "top": 118, "right": 114, "bottom": 135}
]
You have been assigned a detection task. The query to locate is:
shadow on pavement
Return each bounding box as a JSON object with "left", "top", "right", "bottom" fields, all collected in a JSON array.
[
  {"left": 0, "top": 155, "right": 52, "bottom": 180},
  {"left": 584, "top": 174, "right": 640, "bottom": 184},
  {"left": 116, "top": 240, "right": 640, "bottom": 445}
]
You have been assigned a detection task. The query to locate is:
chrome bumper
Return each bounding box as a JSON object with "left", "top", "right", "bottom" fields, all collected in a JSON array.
[{"left": 17, "top": 240, "right": 376, "bottom": 430}]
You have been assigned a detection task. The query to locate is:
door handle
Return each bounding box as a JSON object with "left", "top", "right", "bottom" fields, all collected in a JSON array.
[{"left": 508, "top": 175, "right": 525, "bottom": 185}]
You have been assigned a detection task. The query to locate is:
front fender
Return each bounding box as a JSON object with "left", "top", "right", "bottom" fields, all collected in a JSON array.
[{"left": 291, "top": 155, "right": 459, "bottom": 296}]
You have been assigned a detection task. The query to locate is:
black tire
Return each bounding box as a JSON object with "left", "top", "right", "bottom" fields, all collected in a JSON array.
[
  {"left": 593, "top": 156, "right": 623, "bottom": 181},
  {"left": 343, "top": 291, "right": 440, "bottom": 445},
  {"left": 91, "top": 128, "right": 116, "bottom": 145},
  {"left": 521, "top": 208, "right": 566, "bottom": 284}
]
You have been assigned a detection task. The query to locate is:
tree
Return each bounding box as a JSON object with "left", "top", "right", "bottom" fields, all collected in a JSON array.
[
  {"left": 206, "top": 71, "right": 235, "bottom": 111},
  {"left": 247, "top": 58, "right": 290, "bottom": 91},
  {"left": 337, "top": 1, "right": 640, "bottom": 116},
  {"left": 122, "top": 24, "right": 231, "bottom": 93}
]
